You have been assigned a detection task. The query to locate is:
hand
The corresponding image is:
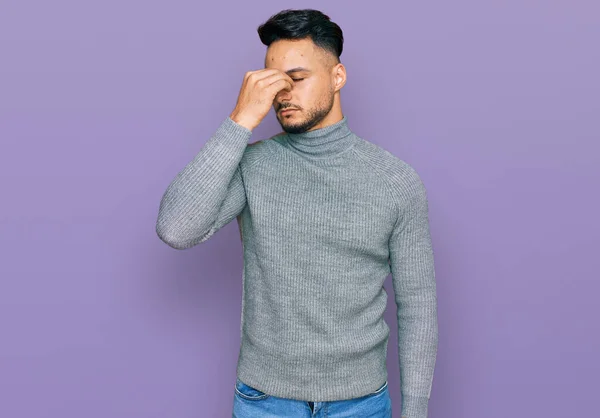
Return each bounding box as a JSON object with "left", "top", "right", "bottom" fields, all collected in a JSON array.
[{"left": 230, "top": 68, "right": 295, "bottom": 131}]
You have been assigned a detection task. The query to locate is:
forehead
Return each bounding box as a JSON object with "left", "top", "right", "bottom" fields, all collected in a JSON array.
[{"left": 264, "top": 38, "right": 319, "bottom": 71}]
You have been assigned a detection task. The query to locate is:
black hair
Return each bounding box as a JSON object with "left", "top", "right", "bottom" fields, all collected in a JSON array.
[{"left": 257, "top": 9, "right": 344, "bottom": 64}]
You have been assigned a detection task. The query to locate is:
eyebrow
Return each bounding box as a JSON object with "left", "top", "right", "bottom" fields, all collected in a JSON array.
[{"left": 285, "top": 67, "right": 311, "bottom": 74}]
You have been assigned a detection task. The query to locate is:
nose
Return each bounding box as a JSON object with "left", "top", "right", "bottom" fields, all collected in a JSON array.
[{"left": 275, "top": 87, "right": 292, "bottom": 102}]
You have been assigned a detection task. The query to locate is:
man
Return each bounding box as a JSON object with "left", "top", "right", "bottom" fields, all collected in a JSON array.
[{"left": 156, "top": 8, "right": 438, "bottom": 418}]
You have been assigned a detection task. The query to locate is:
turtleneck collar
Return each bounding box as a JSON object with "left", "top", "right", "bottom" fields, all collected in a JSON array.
[{"left": 285, "top": 115, "right": 355, "bottom": 158}]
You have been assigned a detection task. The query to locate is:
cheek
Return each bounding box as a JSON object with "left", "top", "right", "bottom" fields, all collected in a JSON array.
[{"left": 299, "top": 81, "right": 324, "bottom": 104}]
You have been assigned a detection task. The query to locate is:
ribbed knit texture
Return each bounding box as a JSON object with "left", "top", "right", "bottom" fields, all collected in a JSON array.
[{"left": 156, "top": 115, "right": 438, "bottom": 418}]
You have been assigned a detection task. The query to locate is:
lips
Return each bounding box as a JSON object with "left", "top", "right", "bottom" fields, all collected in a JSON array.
[{"left": 280, "top": 109, "right": 297, "bottom": 115}]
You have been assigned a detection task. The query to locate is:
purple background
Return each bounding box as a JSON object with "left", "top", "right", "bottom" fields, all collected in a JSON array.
[{"left": 1, "top": 1, "right": 598, "bottom": 417}]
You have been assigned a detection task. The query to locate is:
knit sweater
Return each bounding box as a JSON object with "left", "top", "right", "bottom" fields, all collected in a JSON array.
[{"left": 155, "top": 115, "right": 438, "bottom": 418}]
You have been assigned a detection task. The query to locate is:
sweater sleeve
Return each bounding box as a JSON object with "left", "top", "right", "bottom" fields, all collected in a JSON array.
[
  {"left": 388, "top": 174, "right": 439, "bottom": 418},
  {"left": 156, "top": 116, "right": 253, "bottom": 250}
]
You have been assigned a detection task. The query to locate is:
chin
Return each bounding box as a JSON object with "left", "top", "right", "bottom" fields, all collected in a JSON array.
[
  {"left": 280, "top": 111, "right": 300, "bottom": 119},
  {"left": 280, "top": 116, "right": 300, "bottom": 126}
]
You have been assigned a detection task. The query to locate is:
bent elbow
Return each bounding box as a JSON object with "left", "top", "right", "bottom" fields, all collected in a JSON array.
[{"left": 155, "top": 222, "right": 214, "bottom": 250}]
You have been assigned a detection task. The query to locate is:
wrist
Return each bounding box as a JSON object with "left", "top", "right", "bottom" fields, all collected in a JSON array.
[
  {"left": 401, "top": 394, "right": 430, "bottom": 418},
  {"left": 229, "top": 111, "right": 256, "bottom": 131}
]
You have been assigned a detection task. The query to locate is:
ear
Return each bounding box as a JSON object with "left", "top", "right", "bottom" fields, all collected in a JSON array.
[{"left": 332, "top": 62, "right": 347, "bottom": 92}]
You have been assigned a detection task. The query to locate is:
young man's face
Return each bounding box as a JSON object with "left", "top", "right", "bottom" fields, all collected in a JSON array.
[{"left": 265, "top": 37, "right": 339, "bottom": 134}]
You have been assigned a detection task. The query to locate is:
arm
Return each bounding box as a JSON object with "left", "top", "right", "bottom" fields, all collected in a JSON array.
[
  {"left": 389, "top": 175, "right": 439, "bottom": 418},
  {"left": 156, "top": 116, "right": 252, "bottom": 249},
  {"left": 235, "top": 131, "right": 284, "bottom": 243}
]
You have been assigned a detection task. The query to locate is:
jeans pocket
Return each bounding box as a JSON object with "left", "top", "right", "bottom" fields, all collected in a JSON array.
[
  {"left": 234, "top": 378, "right": 270, "bottom": 400},
  {"left": 367, "top": 380, "right": 388, "bottom": 396}
]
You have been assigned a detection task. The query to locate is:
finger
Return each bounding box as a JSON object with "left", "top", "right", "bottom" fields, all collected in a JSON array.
[
  {"left": 259, "top": 72, "right": 289, "bottom": 85},
  {"left": 244, "top": 68, "right": 274, "bottom": 79},
  {"left": 266, "top": 78, "right": 293, "bottom": 96},
  {"left": 247, "top": 68, "right": 283, "bottom": 83},
  {"left": 252, "top": 74, "right": 293, "bottom": 96},
  {"left": 272, "top": 69, "right": 295, "bottom": 87}
]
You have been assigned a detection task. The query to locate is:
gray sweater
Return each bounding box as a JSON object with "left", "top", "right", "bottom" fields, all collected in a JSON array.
[{"left": 156, "top": 115, "right": 438, "bottom": 418}]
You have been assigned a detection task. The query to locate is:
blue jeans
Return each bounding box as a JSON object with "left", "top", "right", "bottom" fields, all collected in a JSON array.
[{"left": 232, "top": 377, "right": 392, "bottom": 417}]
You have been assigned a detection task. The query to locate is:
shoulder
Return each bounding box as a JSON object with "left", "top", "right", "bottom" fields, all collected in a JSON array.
[
  {"left": 240, "top": 130, "right": 286, "bottom": 168},
  {"left": 352, "top": 137, "right": 427, "bottom": 202}
]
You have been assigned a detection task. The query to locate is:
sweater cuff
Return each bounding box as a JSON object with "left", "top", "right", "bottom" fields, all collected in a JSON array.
[{"left": 401, "top": 394, "right": 430, "bottom": 418}]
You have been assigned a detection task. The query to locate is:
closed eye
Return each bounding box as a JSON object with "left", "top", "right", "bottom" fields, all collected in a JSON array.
[{"left": 292, "top": 78, "right": 304, "bottom": 82}]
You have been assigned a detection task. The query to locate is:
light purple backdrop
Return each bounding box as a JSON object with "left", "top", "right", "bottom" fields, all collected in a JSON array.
[{"left": 1, "top": 1, "right": 598, "bottom": 417}]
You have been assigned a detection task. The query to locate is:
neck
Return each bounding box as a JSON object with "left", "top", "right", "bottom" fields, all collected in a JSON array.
[{"left": 285, "top": 115, "right": 355, "bottom": 158}]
